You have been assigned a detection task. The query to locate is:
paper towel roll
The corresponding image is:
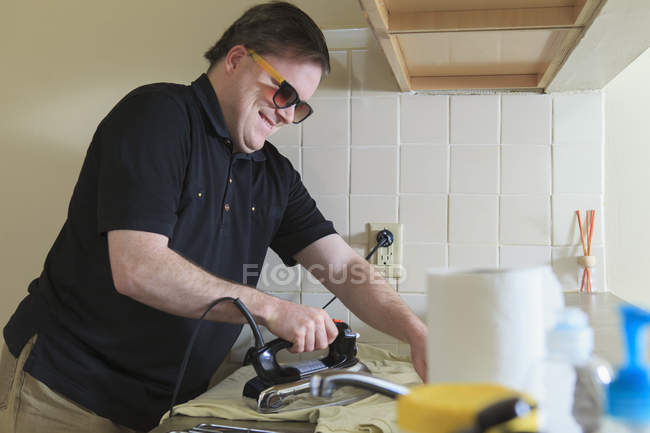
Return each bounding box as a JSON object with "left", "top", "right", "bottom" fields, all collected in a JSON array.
[{"left": 426, "top": 266, "right": 564, "bottom": 390}]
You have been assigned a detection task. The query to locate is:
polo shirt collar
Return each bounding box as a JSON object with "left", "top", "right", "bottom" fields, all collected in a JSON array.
[{"left": 191, "top": 73, "right": 266, "bottom": 162}]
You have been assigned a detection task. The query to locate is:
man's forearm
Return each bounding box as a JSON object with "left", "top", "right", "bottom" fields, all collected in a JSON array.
[
  {"left": 108, "top": 230, "right": 276, "bottom": 325},
  {"left": 320, "top": 257, "right": 427, "bottom": 345}
]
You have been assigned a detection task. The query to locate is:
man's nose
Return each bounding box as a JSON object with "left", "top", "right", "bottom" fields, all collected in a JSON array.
[{"left": 276, "top": 104, "right": 295, "bottom": 124}]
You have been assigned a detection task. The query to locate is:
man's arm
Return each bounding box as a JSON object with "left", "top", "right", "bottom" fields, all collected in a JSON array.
[
  {"left": 107, "top": 229, "right": 339, "bottom": 352},
  {"left": 294, "top": 233, "right": 428, "bottom": 381}
]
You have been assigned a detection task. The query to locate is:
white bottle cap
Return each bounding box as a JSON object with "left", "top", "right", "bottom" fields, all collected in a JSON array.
[{"left": 547, "top": 307, "right": 594, "bottom": 365}]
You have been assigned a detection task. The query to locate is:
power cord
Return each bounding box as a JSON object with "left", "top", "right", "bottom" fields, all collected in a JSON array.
[
  {"left": 321, "top": 229, "right": 394, "bottom": 310},
  {"left": 168, "top": 297, "right": 264, "bottom": 419}
]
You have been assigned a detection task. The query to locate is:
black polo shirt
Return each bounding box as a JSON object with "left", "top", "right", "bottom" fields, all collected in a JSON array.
[{"left": 3, "top": 74, "right": 336, "bottom": 431}]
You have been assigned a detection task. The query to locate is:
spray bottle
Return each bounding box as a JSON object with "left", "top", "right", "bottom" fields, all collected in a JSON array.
[
  {"left": 526, "top": 307, "right": 612, "bottom": 433},
  {"left": 601, "top": 305, "right": 650, "bottom": 432}
]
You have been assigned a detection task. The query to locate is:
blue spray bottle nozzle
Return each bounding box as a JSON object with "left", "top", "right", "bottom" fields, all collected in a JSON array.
[{"left": 607, "top": 305, "right": 650, "bottom": 423}]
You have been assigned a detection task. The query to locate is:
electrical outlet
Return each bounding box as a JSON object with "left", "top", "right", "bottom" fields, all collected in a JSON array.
[{"left": 367, "top": 222, "right": 403, "bottom": 279}]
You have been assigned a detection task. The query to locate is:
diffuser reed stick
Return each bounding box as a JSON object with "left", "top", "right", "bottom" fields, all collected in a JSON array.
[{"left": 576, "top": 210, "right": 596, "bottom": 292}]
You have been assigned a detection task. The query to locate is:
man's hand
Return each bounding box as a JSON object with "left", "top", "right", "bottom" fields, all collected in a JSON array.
[
  {"left": 262, "top": 298, "right": 339, "bottom": 353},
  {"left": 408, "top": 332, "right": 428, "bottom": 382}
]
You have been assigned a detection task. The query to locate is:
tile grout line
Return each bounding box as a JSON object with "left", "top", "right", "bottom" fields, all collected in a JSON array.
[
  {"left": 446, "top": 95, "right": 451, "bottom": 268},
  {"left": 498, "top": 95, "right": 503, "bottom": 268}
]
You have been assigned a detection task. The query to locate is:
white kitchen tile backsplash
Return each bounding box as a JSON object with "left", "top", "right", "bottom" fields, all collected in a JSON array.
[
  {"left": 349, "top": 195, "right": 398, "bottom": 244},
  {"left": 303, "top": 98, "right": 349, "bottom": 146},
  {"left": 276, "top": 146, "right": 300, "bottom": 174},
  {"left": 399, "top": 195, "right": 447, "bottom": 243},
  {"left": 450, "top": 95, "right": 500, "bottom": 145},
  {"left": 302, "top": 146, "right": 349, "bottom": 194},
  {"left": 400, "top": 243, "right": 446, "bottom": 293},
  {"left": 400, "top": 95, "right": 448, "bottom": 144},
  {"left": 311, "top": 195, "right": 349, "bottom": 240},
  {"left": 553, "top": 144, "right": 603, "bottom": 194},
  {"left": 450, "top": 146, "right": 499, "bottom": 194},
  {"left": 400, "top": 145, "right": 449, "bottom": 193},
  {"left": 351, "top": 147, "right": 398, "bottom": 194},
  {"left": 350, "top": 48, "right": 401, "bottom": 96},
  {"left": 449, "top": 195, "right": 499, "bottom": 244},
  {"left": 501, "top": 94, "right": 551, "bottom": 145},
  {"left": 500, "top": 245, "right": 552, "bottom": 268},
  {"left": 270, "top": 123, "right": 301, "bottom": 146},
  {"left": 351, "top": 97, "right": 398, "bottom": 146},
  {"left": 255, "top": 30, "right": 605, "bottom": 348},
  {"left": 500, "top": 195, "right": 551, "bottom": 245},
  {"left": 501, "top": 146, "right": 551, "bottom": 195},
  {"left": 552, "top": 194, "right": 604, "bottom": 246},
  {"left": 448, "top": 244, "right": 499, "bottom": 269},
  {"left": 553, "top": 93, "right": 603, "bottom": 145}
]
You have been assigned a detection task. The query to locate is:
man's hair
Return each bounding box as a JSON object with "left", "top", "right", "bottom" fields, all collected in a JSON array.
[{"left": 204, "top": 2, "right": 330, "bottom": 76}]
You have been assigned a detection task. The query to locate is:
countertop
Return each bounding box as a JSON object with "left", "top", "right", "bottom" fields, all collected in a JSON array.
[{"left": 151, "top": 291, "right": 630, "bottom": 433}]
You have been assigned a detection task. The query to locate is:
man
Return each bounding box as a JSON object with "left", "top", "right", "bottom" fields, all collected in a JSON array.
[{"left": 0, "top": 2, "right": 427, "bottom": 432}]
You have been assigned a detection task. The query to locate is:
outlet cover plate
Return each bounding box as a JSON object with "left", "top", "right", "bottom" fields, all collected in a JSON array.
[{"left": 367, "top": 222, "right": 403, "bottom": 279}]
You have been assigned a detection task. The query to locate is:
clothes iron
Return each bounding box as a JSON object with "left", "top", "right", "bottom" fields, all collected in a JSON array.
[{"left": 242, "top": 320, "right": 371, "bottom": 413}]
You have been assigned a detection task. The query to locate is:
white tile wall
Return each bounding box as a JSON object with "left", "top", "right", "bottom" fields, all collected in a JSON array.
[
  {"left": 351, "top": 147, "right": 398, "bottom": 194},
  {"left": 501, "top": 146, "right": 551, "bottom": 195},
  {"left": 450, "top": 146, "right": 499, "bottom": 194},
  {"left": 349, "top": 195, "right": 398, "bottom": 244},
  {"left": 552, "top": 195, "right": 604, "bottom": 246},
  {"left": 400, "top": 95, "right": 448, "bottom": 144},
  {"left": 257, "top": 249, "right": 301, "bottom": 292},
  {"left": 312, "top": 195, "right": 349, "bottom": 239},
  {"left": 270, "top": 123, "right": 301, "bottom": 146},
  {"left": 500, "top": 245, "right": 552, "bottom": 268},
  {"left": 553, "top": 144, "right": 603, "bottom": 194},
  {"left": 276, "top": 146, "right": 300, "bottom": 174},
  {"left": 400, "top": 145, "right": 448, "bottom": 193},
  {"left": 449, "top": 244, "right": 499, "bottom": 268},
  {"left": 399, "top": 195, "right": 447, "bottom": 243},
  {"left": 302, "top": 146, "right": 348, "bottom": 194},
  {"left": 351, "top": 97, "right": 398, "bottom": 146},
  {"left": 303, "top": 98, "right": 349, "bottom": 146},
  {"left": 450, "top": 95, "right": 499, "bottom": 145},
  {"left": 553, "top": 93, "right": 603, "bottom": 145},
  {"left": 449, "top": 195, "right": 499, "bottom": 244},
  {"left": 500, "top": 196, "right": 551, "bottom": 245},
  {"left": 257, "top": 30, "right": 606, "bottom": 348},
  {"left": 501, "top": 94, "right": 551, "bottom": 145},
  {"left": 400, "top": 243, "right": 446, "bottom": 293}
]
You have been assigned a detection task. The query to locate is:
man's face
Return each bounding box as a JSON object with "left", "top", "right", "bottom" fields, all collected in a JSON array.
[{"left": 225, "top": 48, "right": 322, "bottom": 154}]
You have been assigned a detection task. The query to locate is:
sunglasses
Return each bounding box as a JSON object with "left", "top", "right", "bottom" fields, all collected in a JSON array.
[{"left": 248, "top": 49, "right": 314, "bottom": 124}]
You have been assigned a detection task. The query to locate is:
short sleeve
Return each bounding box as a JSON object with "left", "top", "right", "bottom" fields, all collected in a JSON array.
[
  {"left": 96, "top": 91, "right": 189, "bottom": 238},
  {"left": 270, "top": 169, "right": 337, "bottom": 266}
]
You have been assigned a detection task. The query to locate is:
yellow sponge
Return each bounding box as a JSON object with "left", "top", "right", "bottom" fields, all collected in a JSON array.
[{"left": 397, "top": 383, "right": 537, "bottom": 433}]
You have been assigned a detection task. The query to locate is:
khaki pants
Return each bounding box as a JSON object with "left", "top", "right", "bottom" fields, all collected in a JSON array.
[{"left": 0, "top": 336, "right": 139, "bottom": 433}]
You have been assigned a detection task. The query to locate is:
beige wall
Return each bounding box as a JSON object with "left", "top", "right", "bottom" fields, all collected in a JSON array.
[
  {"left": 0, "top": 0, "right": 615, "bottom": 334},
  {"left": 0, "top": 1, "right": 366, "bottom": 326},
  {"left": 604, "top": 48, "right": 650, "bottom": 307}
]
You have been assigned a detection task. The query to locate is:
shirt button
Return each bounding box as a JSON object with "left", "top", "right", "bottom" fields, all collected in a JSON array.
[
  {"left": 224, "top": 203, "right": 230, "bottom": 211},
  {"left": 229, "top": 177, "right": 233, "bottom": 183},
  {"left": 251, "top": 206, "right": 256, "bottom": 212}
]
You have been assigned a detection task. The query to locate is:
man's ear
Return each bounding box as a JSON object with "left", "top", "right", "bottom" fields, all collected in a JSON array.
[{"left": 224, "top": 44, "right": 248, "bottom": 76}]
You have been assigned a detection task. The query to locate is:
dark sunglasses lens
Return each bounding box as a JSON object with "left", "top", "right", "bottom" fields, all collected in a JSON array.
[
  {"left": 273, "top": 84, "right": 297, "bottom": 108},
  {"left": 293, "top": 102, "right": 313, "bottom": 124}
]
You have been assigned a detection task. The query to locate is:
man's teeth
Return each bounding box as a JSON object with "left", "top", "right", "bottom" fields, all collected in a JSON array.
[{"left": 261, "top": 113, "right": 273, "bottom": 128}]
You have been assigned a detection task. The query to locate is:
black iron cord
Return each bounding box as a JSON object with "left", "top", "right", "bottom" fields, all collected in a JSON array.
[{"left": 168, "top": 297, "right": 263, "bottom": 419}]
